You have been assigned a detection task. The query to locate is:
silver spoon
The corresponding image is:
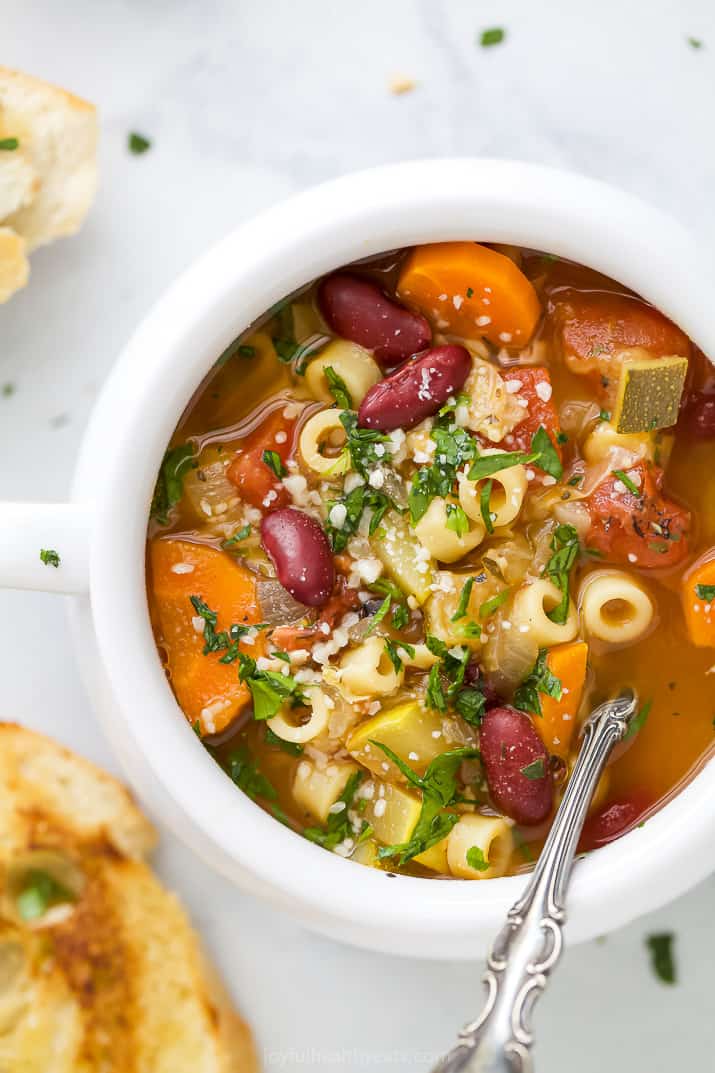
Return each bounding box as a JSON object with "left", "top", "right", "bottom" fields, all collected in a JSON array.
[{"left": 432, "top": 689, "right": 638, "bottom": 1073}]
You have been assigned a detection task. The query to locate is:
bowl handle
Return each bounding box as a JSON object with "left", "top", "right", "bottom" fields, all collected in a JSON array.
[{"left": 0, "top": 503, "right": 91, "bottom": 595}]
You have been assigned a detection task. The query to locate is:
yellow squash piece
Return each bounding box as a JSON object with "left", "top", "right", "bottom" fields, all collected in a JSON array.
[
  {"left": 363, "top": 782, "right": 449, "bottom": 873},
  {"left": 613, "top": 355, "right": 688, "bottom": 433},
  {"left": 374, "top": 512, "right": 434, "bottom": 604},
  {"left": 346, "top": 701, "right": 446, "bottom": 778}
]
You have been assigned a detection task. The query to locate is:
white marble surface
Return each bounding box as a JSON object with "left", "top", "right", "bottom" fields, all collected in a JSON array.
[{"left": 3, "top": 2, "right": 715, "bottom": 1069}]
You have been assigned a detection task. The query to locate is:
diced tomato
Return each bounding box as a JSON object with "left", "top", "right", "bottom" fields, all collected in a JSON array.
[
  {"left": 578, "top": 793, "right": 652, "bottom": 852},
  {"left": 549, "top": 289, "right": 690, "bottom": 400},
  {"left": 499, "top": 366, "right": 561, "bottom": 456},
  {"left": 227, "top": 408, "right": 295, "bottom": 510},
  {"left": 585, "top": 461, "right": 691, "bottom": 569}
]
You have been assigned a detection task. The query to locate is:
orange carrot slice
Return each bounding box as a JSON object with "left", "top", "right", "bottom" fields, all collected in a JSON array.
[
  {"left": 537, "top": 641, "right": 589, "bottom": 759},
  {"left": 682, "top": 551, "right": 715, "bottom": 648},
  {"left": 149, "top": 539, "right": 262, "bottom": 735},
  {"left": 396, "top": 241, "right": 541, "bottom": 347}
]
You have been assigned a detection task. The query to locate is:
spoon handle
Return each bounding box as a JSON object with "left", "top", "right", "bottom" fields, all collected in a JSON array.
[{"left": 432, "top": 690, "right": 638, "bottom": 1073}]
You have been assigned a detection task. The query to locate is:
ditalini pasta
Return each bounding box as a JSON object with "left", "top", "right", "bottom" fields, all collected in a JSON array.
[
  {"left": 147, "top": 240, "right": 715, "bottom": 881},
  {"left": 579, "top": 570, "right": 655, "bottom": 645}
]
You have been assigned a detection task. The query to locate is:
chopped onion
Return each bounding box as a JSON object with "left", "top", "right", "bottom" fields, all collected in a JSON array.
[{"left": 257, "top": 579, "right": 309, "bottom": 626}]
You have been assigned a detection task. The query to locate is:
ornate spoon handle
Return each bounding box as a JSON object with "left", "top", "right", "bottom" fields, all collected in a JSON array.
[{"left": 432, "top": 690, "right": 638, "bottom": 1073}]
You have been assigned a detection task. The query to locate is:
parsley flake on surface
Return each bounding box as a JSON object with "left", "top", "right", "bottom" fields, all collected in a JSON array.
[
  {"left": 1, "top": 382, "right": 15, "bottom": 397},
  {"left": 695, "top": 583, "right": 715, "bottom": 602},
  {"left": 542, "top": 523, "right": 580, "bottom": 624},
  {"left": 479, "top": 27, "right": 505, "bottom": 47},
  {"left": 221, "top": 524, "right": 251, "bottom": 549},
  {"left": 39, "top": 548, "right": 60, "bottom": 568},
  {"left": 451, "top": 576, "right": 475, "bottom": 621},
  {"left": 479, "top": 588, "right": 511, "bottom": 619},
  {"left": 624, "top": 699, "right": 652, "bottom": 741},
  {"left": 262, "top": 449, "right": 287, "bottom": 479},
  {"left": 612, "top": 468, "right": 641, "bottom": 496},
  {"left": 514, "top": 649, "right": 562, "bottom": 716},
  {"left": 646, "top": 932, "right": 676, "bottom": 984},
  {"left": 151, "top": 442, "right": 196, "bottom": 524},
  {"left": 0, "top": 137, "right": 19, "bottom": 151},
  {"left": 466, "top": 845, "right": 490, "bottom": 872},
  {"left": 687, "top": 36, "right": 703, "bottom": 49},
  {"left": 128, "top": 131, "right": 151, "bottom": 154},
  {"left": 16, "top": 870, "right": 74, "bottom": 921},
  {"left": 324, "top": 365, "right": 353, "bottom": 409},
  {"left": 520, "top": 757, "right": 546, "bottom": 780}
]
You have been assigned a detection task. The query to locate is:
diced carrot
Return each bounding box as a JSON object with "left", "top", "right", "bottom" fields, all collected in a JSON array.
[
  {"left": 227, "top": 408, "right": 296, "bottom": 510},
  {"left": 681, "top": 551, "right": 715, "bottom": 647},
  {"left": 537, "top": 641, "right": 588, "bottom": 760},
  {"left": 149, "top": 539, "right": 263, "bottom": 735},
  {"left": 396, "top": 241, "right": 541, "bottom": 347}
]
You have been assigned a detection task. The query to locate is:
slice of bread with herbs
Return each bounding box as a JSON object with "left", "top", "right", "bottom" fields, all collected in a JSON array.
[{"left": 0, "top": 723, "right": 257, "bottom": 1073}]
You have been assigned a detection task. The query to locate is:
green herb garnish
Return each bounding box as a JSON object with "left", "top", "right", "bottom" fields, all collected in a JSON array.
[
  {"left": 695, "top": 584, "right": 715, "bottom": 602},
  {"left": 612, "top": 468, "right": 641, "bottom": 496},
  {"left": 364, "top": 594, "right": 392, "bottom": 637},
  {"left": 479, "top": 27, "right": 505, "bottom": 47},
  {"left": 262, "top": 449, "right": 287, "bottom": 479},
  {"left": 39, "top": 548, "right": 60, "bottom": 568},
  {"left": 265, "top": 725, "right": 304, "bottom": 755},
  {"left": 128, "top": 131, "right": 151, "bottom": 154},
  {"left": 479, "top": 479, "right": 494, "bottom": 534},
  {"left": 624, "top": 699, "right": 652, "bottom": 741},
  {"left": 340, "top": 411, "right": 392, "bottom": 479},
  {"left": 15, "top": 870, "right": 74, "bottom": 921},
  {"left": 236, "top": 651, "right": 307, "bottom": 721},
  {"left": 451, "top": 576, "right": 475, "bottom": 621},
  {"left": 542, "top": 523, "right": 580, "bottom": 624},
  {"left": 514, "top": 649, "right": 562, "bottom": 717},
  {"left": 383, "top": 637, "right": 416, "bottom": 674},
  {"left": 238, "top": 344, "right": 256, "bottom": 358},
  {"left": 324, "top": 365, "right": 353, "bottom": 409},
  {"left": 445, "top": 501, "right": 470, "bottom": 538},
  {"left": 531, "top": 426, "right": 563, "bottom": 479},
  {"left": 479, "top": 588, "right": 511, "bottom": 619},
  {"left": 646, "top": 932, "right": 676, "bottom": 984},
  {"left": 222, "top": 524, "right": 251, "bottom": 549},
  {"left": 520, "top": 757, "right": 546, "bottom": 780},
  {"left": 0, "top": 137, "right": 19, "bottom": 151},
  {"left": 466, "top": 845, "right": 490, "bottom": 871},
  {"left": 371, "top": 743, "right": 479, "bottom": 865},
  {"left": 325, "top": 484, "right": 392, "bottom": 552},
  {"left": 151, "top": 442, "right": 196, "bottom": 524}
]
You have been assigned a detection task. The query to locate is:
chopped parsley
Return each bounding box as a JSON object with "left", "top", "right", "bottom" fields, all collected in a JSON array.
[
  {"left": 445, "top": 501, "right": 470, "bottom": 537},
  {"left": 542, "top": 523, "right": 580, "bottom": 624},
  {"left": 228, "top": 748, "right": 278, "bottom": 802},
  {"left": 303, "top": 771, "right": 371, "bottom": 850},
  {"left": 479, "top": 27, "right": 505, "bottom": 47},
  {"left": 325, "top": 483, "right": 391, "bottom": 552},
  {"left": 383, "top": 637, "right": 416, "bottom": 674},
  {"left": 16, "top": 870, "right": 74, "bottom": 921},
  {"left": 479, "top": 479, "right": 494, "bottom": 533},
  {"left": 479, "top": 588, "right": 511, "bottom": 619},
  {"left": 0, "top": 137, "right": 19, "bottom": 151},
  {"left": 151, "top": 442, "right": 196, "bottom": 524},
  {"left": 598, "top": 409, "right": 611, "bottom": 422},
  {"left": 467, "top": 448, "right": 535, "bottom": 482},
  {"left": 451, "top": 576, "right": 475, "bottom": 621},
  {"left": 520, "top": 757, "right": 546, "bottom": 780},
  {"left": 324, "top": 365, "right": 353, "bottom": 409},
  {"left": 424, "top": 635, "right": 483, "bottom": 722},
  {"left": 368, "top": 577, "right": 410, "bottom": 630},
  {"left": 612, "top": 468, "right": 641, "bottom": 496},
  {"left": 238, "top": 344, "right": 256, "bottom": 358},
  {"left": 128, "top": 131, "right": 151, "bottom": 154},
  {"left": 237, "top": 651, "right": 307, "bottom": 721},
  {"left": 466, "top": 287, "right": 474, "bottom": 298},
  {"left": 624, "top": 699, "right": 652, "bottom": 741},
  {"left": 466, "top": 845, "right": 490, "bottom": 872},
  {"left": 262, "top": 449, "right": 287, "bottom": 479},
  {"left": 265, "top": 725, "right": 304, "bottom": 756},
  {"left": 514, "top": 649, "right": 562, "bottom": 717},
  {"left": 687, "top": 36, "right": 703, "bottom": 49},
  {"left": 531, "top": 426, "right": 563, "bottom": 479},
  {"left": 409, "top": 424, "right": 479, "bottom": 523},
  {"left": 370, "top": 743, "right": 479, "bottom": 864},
  {"left": 646, "top": 932, "right": 676, "bottom": 984},
  {"left": 364, "top": 593, "right": 392, "bottom": 637},
  {"left": 340, "top": 411, "right": 392, "bottom": 479},
  {"left": 695, "top": 584, "right": 715, "bottom": 602},
  {"left": 189, "top": 595, "right": 254, "bottom": 657},
  {"left": 222, "top": 524, "right": 251, "bottom": 549},
  {"left": 39, "top": 548, "right": 60, "bottom": 568},
  {"left": 2, "top": 382, "right": 15, "bottom": 397}
]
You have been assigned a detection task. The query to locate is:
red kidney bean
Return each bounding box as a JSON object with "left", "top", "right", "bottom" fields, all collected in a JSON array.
[
  {"left": 318, "top": 273, "right": 431, "bottom": 368},
  {"left": 578, "top": 793, "right": 651, "bottom": 852},
  {"left": 357, "top": 345, "right": 471, "bottom": 431},
  {"left": 261, "top": 508, "right": 334, "bottom": 607},
  {"left": 480, "top": 706, "right": 553, "bottom": 825}
]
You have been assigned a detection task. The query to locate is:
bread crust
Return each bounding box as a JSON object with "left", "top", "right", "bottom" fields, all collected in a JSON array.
[{"left": 0, "top": 724, "right": 258, "bottom": 1073}]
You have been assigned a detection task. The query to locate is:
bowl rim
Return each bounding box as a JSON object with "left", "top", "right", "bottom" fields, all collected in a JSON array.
[{"left": 72, "top": 158, "right": 715, "bottom": 957}]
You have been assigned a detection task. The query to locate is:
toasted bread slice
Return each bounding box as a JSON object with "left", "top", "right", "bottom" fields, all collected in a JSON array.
[
  {"left": 0, "top": 68, "right": 98, "bottom": 252},
  {"left": 0, "top": 724, "right": 257, "bottom": 1073}
]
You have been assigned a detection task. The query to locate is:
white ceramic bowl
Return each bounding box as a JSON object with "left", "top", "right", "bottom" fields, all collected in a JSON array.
[{"left": 2, "top": 159, "right": 714, "bottom": 959}]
